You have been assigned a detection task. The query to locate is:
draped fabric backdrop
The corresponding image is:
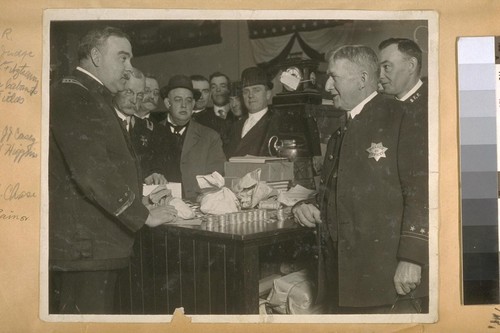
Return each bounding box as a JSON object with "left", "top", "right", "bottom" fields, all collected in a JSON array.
[{"left": 248, "top": 20, "right": 356, "bottom": 75}]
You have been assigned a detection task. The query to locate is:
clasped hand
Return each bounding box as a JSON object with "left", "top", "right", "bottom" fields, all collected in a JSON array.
[
  {"left": 292, "top": 203, "right": 322, "bottom": 227},
  {"left": 393, "top": 260, "right": 422, "bottom": 295},
  {"left": 143, "top": 184, "right": 177, "bottom": 227}
]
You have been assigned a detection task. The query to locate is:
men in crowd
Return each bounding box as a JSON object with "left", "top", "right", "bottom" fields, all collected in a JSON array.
[
  {"left": 209, "top": 71, "right": 232, "bottom": 119},
  {"left": 127, "top": 74, "right": 164, "bottom": 183},
  {"left": 292, "top": 45, "right": 428, "bottom": 314},
  {"left": 193, "top": 72, "right": 235, "bottom": 141},
  {"left": 140, "top": 74, "right": 161, "bottom": 116},
  {"left": 190, "top": 74, "right": 211, "bottom": 117},
  {"left": 228, "top": 81, "right": 246, "bottom": 120},
  {"left": 378, "top": 38, "right": 427, "bottom": 109},
  {"left": 49, "top": 27, "right": 176, "bottom": 314},
  {"left": 224, "top": 66, "right": 280, "bottom": 158},
  {"left": 149, "top": 75, "right": 226, "bottom": 201}
]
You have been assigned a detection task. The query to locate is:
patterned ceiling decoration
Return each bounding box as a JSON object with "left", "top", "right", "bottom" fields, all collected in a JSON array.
[{"left": 248, "top": 20, "right": 349, "bottom": 39}]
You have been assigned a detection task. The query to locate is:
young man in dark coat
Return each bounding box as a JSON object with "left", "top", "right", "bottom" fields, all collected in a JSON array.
[
  {"left": 378, "top": 38, "right": 428, "bottom": 110},
  {"left": 224, "top": 67, "right": 280, "bottom": 158},
  {"left": 192, "top": 72, "right": 235, "bottom": 143},
  {"left": 149, "top": 75, "right": 226, "bottom": 201},
  {"left": 292, "top": 45, "right": 429, "bottom": 314},
  {"left": 49, "top": 27, "right": 176, "bottom": 314}
]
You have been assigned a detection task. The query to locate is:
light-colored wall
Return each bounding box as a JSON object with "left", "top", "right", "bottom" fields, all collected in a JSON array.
[{"left": 132, "top": 19, "right": 428, "bottom": 95}]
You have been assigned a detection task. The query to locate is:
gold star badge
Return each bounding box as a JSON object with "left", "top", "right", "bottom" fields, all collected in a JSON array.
[{"left": 366, "top": 142, "right": 388, "bottom": 161}]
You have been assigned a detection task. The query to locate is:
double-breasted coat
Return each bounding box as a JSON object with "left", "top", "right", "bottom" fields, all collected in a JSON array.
[
  {"left": 316, "top": 93, "right": 429, "bottom": 307},
  {"left": 49, "top": 69, "right": 149, "bottom": 271}
]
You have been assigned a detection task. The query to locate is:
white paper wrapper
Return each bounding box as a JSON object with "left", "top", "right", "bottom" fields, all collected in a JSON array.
[
  {"left": 197, "top": 171, "right": 240, "bottom": 215},
  {"left": 169, "top": 197, "right": 195, "bottom": 219},
  {"left": 266, "top": 269, "right": 323, "bottom": 314}
]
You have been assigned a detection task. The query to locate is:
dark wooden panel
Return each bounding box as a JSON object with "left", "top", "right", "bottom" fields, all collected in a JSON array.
[
  {"left": 165, "top": 232, "right": 182, "bottom": 313},
  {"left": 152, "top": 229, "right": 168, "bottom": 314},
  {"left": 209, "top": 242, "right": 227, "bottom": 314},
  {"left": 179, "top": 237, "right": 196, "bottom": 313},
  {"left": 129, "top": 230, "right": 145, "bottom": 314},
  {"left": 140, "top": 227, "right": 156, "bottom": 314},
  {"left": 114, "top": 266, "right": 132, "bottom": 314},
  {"left": 194, "top": 239, "right": 211, "bottom": 314},
  {"left": 224, "top": 243, "right": 241, "bottom": 314},
  {"left": 231, "top": 245, "right": 260, "bottom": 314}
]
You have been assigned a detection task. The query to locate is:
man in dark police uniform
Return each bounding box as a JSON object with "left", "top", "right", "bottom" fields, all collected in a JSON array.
[
  {"left": 292, "top": 45, "right": 428, "bottom": 314},
  {"left": 378, "top": 37, "right": 428, "bottom": 109},
  {"left": 49, "top": 27, "right": 176, "bottom": 314}
]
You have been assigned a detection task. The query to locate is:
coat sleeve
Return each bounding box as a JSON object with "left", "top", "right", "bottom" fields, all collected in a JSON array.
[
  {"left": 147, "top": 123, "right": 168, "bottom": 177},
  {"left": 206, "top": 130, "right": 226, "bottom": 176},
  {"left": 50, "top": 84, "right": 149, "bottom": 232},
  {"left": 396, "top": 104, "right": 429, "bottom": 266}
]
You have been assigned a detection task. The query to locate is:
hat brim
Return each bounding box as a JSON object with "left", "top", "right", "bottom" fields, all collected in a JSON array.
[{"left": 161, "top": 86, "right": 201, "bottom": 101}]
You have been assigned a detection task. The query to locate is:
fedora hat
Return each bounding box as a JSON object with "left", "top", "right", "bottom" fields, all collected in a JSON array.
[
  {"left": 160, "top": 74, "right": 201, "bottom": 100},
  {"left": 241, "top": 67, "right": 273, "bottom": 90}
]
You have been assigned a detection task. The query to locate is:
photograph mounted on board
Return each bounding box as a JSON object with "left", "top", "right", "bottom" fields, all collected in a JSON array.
[{"left": 40, "top": 9, "right": 438, "bottom": 323}]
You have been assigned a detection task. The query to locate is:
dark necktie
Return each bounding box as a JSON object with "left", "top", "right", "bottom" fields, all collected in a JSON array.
[
  {"left": 346, "top": 112, "right": 352, "bottom": 127},
  {"left": 168, "top": 122, "right": 186, "bottom": 136},
  {"left": 121, "top": 119, "right": 129, "bottom": 132},
  {"left": 130, "top": 115, "right": 136, "bottom": 129}
]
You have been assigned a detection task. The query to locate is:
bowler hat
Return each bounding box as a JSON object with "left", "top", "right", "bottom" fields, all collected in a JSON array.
[
  {"left": 241, "top": 67, "right": 273, "bottom": 90},
  {"left": 160, "top": 74, "right": 201, "bottom": 100},
  {"left": 229, "top": 81, "right": 242, "bottom": 97}
]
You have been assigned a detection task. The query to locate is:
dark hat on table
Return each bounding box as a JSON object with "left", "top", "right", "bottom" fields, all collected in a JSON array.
[
  {"left": 241, "top": 67, "right": 273, "bottom": 90},
  {"left": 160, "top": 74, "right": 201, "bottom": 100},
  {"left": 229, "top": 81, "right": 242, "bottom": 97}
]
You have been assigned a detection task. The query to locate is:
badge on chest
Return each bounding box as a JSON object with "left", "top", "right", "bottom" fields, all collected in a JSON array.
[{"left": 366, "top": 142, "right": 388, "bottom": 161}]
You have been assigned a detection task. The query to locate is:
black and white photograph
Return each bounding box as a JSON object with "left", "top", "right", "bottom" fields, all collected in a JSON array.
[{"left": 40, "top": 9, "right": 438, "bottom": 323}]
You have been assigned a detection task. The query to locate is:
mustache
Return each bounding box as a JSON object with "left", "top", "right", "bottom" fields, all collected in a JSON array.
[
  {"left": 143, "top": 97, "right": 157, "bottom": 104},
  {"left": 123, "top": 70, "right": 132, "bottom": 80}
]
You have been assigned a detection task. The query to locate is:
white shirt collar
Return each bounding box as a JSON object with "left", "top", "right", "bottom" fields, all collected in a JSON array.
[
  {"left": 247, "top": 107, "right": 268, "bottom": 122},
  {"left": 136, "top": 113, "right": 150, "bottom": 120},
  {"left": 214, "top": 104, "right": 229, "bottom": 112},
  {"left": 398, "top": 80, "right": 423, "bottom": 102},
  {"left": 76, "top": 66, "right": 104, "bottom": 86},
  {"left": 349, "top": 91, "right": 378, "bottom": 119},
  {"left": 115, "top": 108, "right": 130, "bottom": 131},
  {"left": 167, "top": 114, "right": 187, "bottom": 135},
  {"left": 241, "top": 107, "right": 268, "bottom": 138}
]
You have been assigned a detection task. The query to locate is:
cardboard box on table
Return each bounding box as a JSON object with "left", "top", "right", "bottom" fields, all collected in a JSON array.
[{"left": 224, "top": 160, "right": 295, "bottom": 183}]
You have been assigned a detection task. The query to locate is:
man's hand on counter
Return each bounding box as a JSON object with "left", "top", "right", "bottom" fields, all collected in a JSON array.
[
  {"left": 147, "top": 185, "right": 172, "bottom": 205},
  {"left": 145, "top": 204, "right": 178, "bottom": 227},
  {"left": 292, "top": 203, "right": 322, "bottom": 228},
  {"left": 144, "top": 173, "right": 168, "bottom": 185}
]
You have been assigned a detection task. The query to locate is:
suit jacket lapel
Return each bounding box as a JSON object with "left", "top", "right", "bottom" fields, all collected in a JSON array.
[
  {"left": 236, "top": 112, "right": 270, "bottom": 153},
  {"left": 181, "top": 121, "right": 201, "bottom": 162}
]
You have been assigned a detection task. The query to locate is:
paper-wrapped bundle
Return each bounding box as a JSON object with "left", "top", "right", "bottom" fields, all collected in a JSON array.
[
  {"left": 168, "top": 197, "right": 195, "bottom": 219},
  {"left": 266, "top": 269, "right": 323, "bottom": 314},
  {"left": 232, "top": 169, "right": 275, "bottom": 208},
  {"left": 197, "top": 171, "right": 239, "bottom": 215}
]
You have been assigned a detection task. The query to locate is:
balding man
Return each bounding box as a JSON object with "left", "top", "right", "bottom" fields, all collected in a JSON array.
[
  {"left": 292, "top": 45, "right": 428, "bottom": 314},
  {"left": 49, "top": 27, "right": 175, "bottom": 314}
]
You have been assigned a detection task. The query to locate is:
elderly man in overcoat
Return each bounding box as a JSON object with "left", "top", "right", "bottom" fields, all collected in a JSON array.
[{"left": 293, "top": 45, "right": 428, "bottom": 314}]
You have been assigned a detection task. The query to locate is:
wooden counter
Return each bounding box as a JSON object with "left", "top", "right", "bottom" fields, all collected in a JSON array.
[{"left": 115, "top": 215, "right": 316, "bottom": 315}]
